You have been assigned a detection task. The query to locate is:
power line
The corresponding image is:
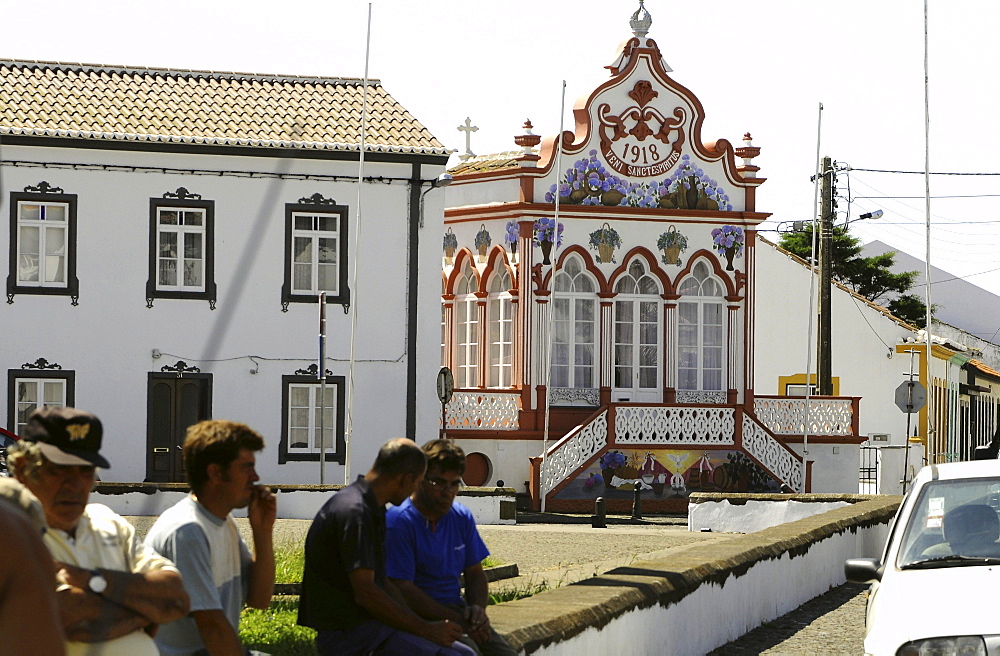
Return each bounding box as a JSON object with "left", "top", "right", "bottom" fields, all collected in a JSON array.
[
  {"left": 851, "top": 168, "right": 1000, "bottom": 176},
  {"left": 855, "top": 194, "right": 1000, "bottom": 199}
]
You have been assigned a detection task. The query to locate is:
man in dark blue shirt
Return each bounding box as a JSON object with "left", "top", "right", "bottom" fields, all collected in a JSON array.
[
  {"left": 387, "top": 440, "right": 515, "bottom": 656},
  {"left": 298, "top": 438, "right": 473, "bottom": 656}
]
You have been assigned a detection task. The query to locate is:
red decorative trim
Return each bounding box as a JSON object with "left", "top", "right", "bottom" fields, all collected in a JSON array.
[
  {"left": 480, "top": 247, "right": 517, "bottom": 292},
  {"left": 605, "top": 246, "right": 672, "bottom": 296},
  {"left": 444, "top": 249, "right": 481, "bottom": 295},
  {"left": 540, "top": 245, "right": 609, "bottom": 294},
  {"left": 673, "top": 249, "right": 738, "bottom": 298}
]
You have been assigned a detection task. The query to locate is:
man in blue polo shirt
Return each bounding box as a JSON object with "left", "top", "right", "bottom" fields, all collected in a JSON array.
[{"left": 386, "top": 440, "right": 516, "bottom": 656}]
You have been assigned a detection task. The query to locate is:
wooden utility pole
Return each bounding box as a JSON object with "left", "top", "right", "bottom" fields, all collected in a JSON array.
[{"left": 817, "top": 156, "right": 834, "bottom": 396}]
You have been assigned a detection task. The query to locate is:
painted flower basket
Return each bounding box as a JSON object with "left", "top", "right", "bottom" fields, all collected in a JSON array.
[
  {"left": 532, "top": 218, "right": 564, "bottom": 265},
  {"left": 588, "top": 222, "right": 622, "bottom": 264},
  {"left": 656, "top": 226, "right": 688, "bottom": 266},
  {"left": 443, "top": 227, "right": 458, "bottom": 264},
  {"left": 711, "top": 224, "right": 744, "bottom": 271},
  {"left": 474, "top": 224, "right": 492, "bottom": 263},
  {"left": 598, "top": 450, "right": 627, "bottom": 487},
  {"left": 504, "top": 220, "right": 519, "bottom": 262}
]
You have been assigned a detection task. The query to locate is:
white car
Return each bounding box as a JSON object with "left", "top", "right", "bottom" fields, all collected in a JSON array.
[{"left": 846, "top": 460, "right": 1000, "bottom": 655}]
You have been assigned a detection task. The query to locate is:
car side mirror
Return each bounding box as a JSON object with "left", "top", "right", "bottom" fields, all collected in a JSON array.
[{"left": 845, "top": 557, "right": 883, "bottom": 583}]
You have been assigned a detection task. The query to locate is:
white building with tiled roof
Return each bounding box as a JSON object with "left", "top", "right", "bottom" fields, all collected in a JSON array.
[{"left": 1, "top": 59, "right": 451, "bottom": 484}]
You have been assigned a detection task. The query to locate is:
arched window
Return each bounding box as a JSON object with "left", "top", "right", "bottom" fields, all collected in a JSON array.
[
  {"left": 454, "top": 261, "right": 480, "bottom": 388},
  {"left": 487, "top": 267, "right": 514, "bottom": 387},
  {"left": 613, "top": 260, "right": 662, "bottom": 401},
  {"left": 552, "top": 256, "right": 597, "bottom": 390},
  {"left": 677, "top": 260, "right": 724, "bottom": 394}
]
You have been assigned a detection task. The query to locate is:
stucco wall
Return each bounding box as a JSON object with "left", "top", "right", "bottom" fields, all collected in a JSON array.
[
  {"left": 91, "top": 484, "right": 516, "bottom": 524},
  {"left": 491, "top": 496, "right": 898, "bottom": 655},
  {"left": 1, "top": 144, "right": 448, "bottom": 485}
]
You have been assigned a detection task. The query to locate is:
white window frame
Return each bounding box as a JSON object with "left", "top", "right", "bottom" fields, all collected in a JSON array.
[
  {"left": 454, "top": 263, "right": 480, "bottom": 388},
  {"left": 487, "top": 269, "right": 514, "bottom": 388},
  {"left": 612, "top": 260, "right": 662, "bottom": 399},
  {"left": 677, "top": 261, "right": 726, "bottom": 392},
  {"left": 279, "top": 374, "right": 345, "bottom": 463},
  {"left": 156, "top": 207, "right": 206, "bottom": 292},
  {"left": 291, "top": 212, "right": 341, "bottom": 296},
  {"left": 552, "top": 258, "right": 597, "bottom": 390},
  {"left": 16, "top": 201, "right": 69, "bottom": 288},
  {"left": 7, "top": 369, "right": 74, "bottom": 437}
]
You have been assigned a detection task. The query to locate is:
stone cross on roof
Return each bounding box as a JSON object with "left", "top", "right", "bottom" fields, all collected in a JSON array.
[{"left": 457, "top": 117, "right": 478, "bottom": 162}]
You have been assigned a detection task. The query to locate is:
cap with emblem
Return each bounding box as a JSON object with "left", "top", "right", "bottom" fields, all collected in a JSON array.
[{"left": 21, "top": 407, "right": 110, "bottom": 469}]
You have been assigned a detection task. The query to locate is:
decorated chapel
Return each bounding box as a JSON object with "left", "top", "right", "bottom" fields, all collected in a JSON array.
[{"left": 437, "top": 3, "right": 862, "bottom": 512}]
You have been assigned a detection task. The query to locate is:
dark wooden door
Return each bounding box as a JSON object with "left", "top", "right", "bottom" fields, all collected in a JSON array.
[{"left": 146, "top": 373, "right": 212, "bottom": 482}]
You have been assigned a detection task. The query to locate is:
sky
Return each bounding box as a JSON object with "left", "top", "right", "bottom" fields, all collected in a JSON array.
[{"left": 5, "top": 0, "right": 1000, "bottom": 296}]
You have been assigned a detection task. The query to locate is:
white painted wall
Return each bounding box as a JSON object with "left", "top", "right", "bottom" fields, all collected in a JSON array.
[
  {"left": 523, "top": 516, "right": 890, "bottom": 656},
  {"left": 754, "top": 242, "right": 918, "bottom": 446},
  {"left": 688, "top": 498, "right": 851, "bottom": 533},
  {"left": 90, "top": 488, "right": 515, "bottom": 524},
  {"left": 1, "top": 143, "right": 447, "bottom": 485}
]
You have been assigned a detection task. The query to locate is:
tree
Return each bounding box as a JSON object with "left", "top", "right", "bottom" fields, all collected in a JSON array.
[{"left": 778, "top": 225, "right": 931, "bottom": 327}]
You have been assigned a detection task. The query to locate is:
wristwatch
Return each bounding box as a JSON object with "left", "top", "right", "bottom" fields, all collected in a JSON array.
[{"left": 88, "top": 569, "right": 107, "bottom": 595}]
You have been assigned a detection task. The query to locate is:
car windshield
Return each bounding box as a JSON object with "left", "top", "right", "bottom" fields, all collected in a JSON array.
[{"left": 896, "top": 477, "right": 1000, "bottom": 569}]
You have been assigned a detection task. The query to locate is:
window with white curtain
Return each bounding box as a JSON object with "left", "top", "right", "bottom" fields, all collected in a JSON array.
[
  {"left": 156, "top": 207, "right": 205, "bottom": 291},
  {"left": 677, "top": 261, "right": 724, "bottom": 391},
  {"left": 552, "top": 256, "right": 597, "bottom": 389},
  {"left": 279, "top": 373, "right": 345, "bottom": 464},
  {"left": 454, "top": 261, "right": 480, "bottom": 388},
  {"left": 7, "top": 369, "right": 75, "bottom": 437},
  {"left": 7, "top": 184, "right": 79, "bottom": 303},
  {"left": 487, "top": 268, "right": 513, "bottom": 387},
  {"left": 613, "top": 260, "right": 661, "bottom": 393}
]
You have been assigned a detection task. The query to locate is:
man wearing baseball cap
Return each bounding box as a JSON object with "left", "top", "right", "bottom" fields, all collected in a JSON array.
[{"left": 8, "top": 406, "right": 190, "bottom": 656}]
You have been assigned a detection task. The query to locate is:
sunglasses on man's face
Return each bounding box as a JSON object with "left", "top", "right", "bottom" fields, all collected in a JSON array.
[{"left": 423, "top": 477, "right": 462, "bottom": 491}]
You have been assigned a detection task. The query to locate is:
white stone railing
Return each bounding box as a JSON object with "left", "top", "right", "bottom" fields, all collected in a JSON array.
[
  {"left": 753, "top": 397, "right": 854, "bottom": 436},
  {"left": 742, "top": 414, "right": 804, "bottom": 492},
  {"left": 540, "top": 410, "right": 608, "bottom": 497},
  {"left": 445, "top": 390, "right": 520, "bottom": 430},
  {"left": 615, "top": 405, "right": 735, "bottom": 445}
]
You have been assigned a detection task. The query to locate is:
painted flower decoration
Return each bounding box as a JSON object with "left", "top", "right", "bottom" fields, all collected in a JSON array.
[
  {"left": 504, "top": 220, "right": 519, "bottom": 246},
  {"left": 443, "top": 230, "right": 458, "bottom": 250},
  {"left": 599, "top": 450, "right": 627, "bottom": 470},
  {"left": 711, "top": 225, "right": 744, "bottom": 256},
  {"left": 532, "top": 217, "right": 564, "bottom": 246},
  {"left": 656, "top": 229, "right": 688, "bottom": 251},
  {"left": 588, "top": 224, "right": 623, "bottom": 263}
]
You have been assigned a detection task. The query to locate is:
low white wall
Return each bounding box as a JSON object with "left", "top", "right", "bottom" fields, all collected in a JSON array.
[
  {"left": 525, "top": 513, "right": 890, "bottom": 655},
  {"left": 688, "top": 498, "right": 851, "bottom": 533},
  {"left": 92, "top": 487, "right": 516, "bottom": 525}
]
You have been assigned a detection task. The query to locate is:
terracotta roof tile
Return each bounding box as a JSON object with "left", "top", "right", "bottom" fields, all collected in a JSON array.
[
  {"left": 448, "top": 151, "right": 523, "bottom": 175},
  {"left": 0, "top": 59, "right": 448, "bottom": 155}
]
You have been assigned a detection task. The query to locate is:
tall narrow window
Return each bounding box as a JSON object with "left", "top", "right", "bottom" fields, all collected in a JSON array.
[
  {"left": 147, "top": 189, "right": 216, "bottom": 308},
  {"left": 279, "top": 372, "right": 345, "bottom": 463},
  {"left": 7, "top": 182, "right": 79, "bottom": 304},
  {"left": 7, "top": 364, "right": 75, "bottom": 437},
  {"left": 677, "top": 261, "right": 725, "bottom": 393},
  {"left": 282, "top": 195, "right": 349, "bottom": 310},
  {"left": 454, "top": 261, "right": 480, "bottom": 388},
  {"left": 613, "top": 260, "right": 661, "bottom": 402},
  {"left": 487, "top": 268, "right": 513, "bottom": 387},
  {"left": 552, "top": 256, "right": 597, "bottom": 392}
]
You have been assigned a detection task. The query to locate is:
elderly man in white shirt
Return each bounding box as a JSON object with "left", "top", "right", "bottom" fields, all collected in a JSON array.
[{"left": 9, "top": 406, "right": 189, "bottom": 656}]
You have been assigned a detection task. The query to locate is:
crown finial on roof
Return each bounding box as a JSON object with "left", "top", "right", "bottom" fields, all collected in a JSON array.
[
  {"left": 630, "top": 0, "right": 652, "bottom": 38},
  {"left": 514, "top": 119, "right": 541, "bottom": 155}
]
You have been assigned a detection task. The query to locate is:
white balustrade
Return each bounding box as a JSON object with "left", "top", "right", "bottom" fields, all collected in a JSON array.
[
  {"left": 742, "top": 415, "right": 804, "bottom": 491},
  {"left": 540, "top": 410, "right": 608, "bottom": 497},
  {"left": 753, "top": 397, "right": 853, "bottom": 436},
  {"left": 445, "top": 391, "right": 520, "bottom": 430},
  {"left": 615, "top": 405, "right": 735, "bottom": 445}
]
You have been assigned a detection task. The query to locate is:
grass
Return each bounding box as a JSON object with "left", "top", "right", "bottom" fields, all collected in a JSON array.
[
  {"left": 238, "top": 546, "right": 534, "bottom": 653},
  {"left": 240, "top": 599, "right": 317, "bottom": 656}
]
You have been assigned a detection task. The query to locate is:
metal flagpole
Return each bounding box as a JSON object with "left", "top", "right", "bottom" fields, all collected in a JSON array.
[
  {"left": 318, "top": 291, "right": 327, "bottom": 484},
  {"left": 540, "top": 80, "right": 567, "bottom": 513},
  {"left": 922, "top": 0, "right": 935, "bottom": 464},
  {"left": 802, "top": 102, "right": 824, "bottom": 492},
  {"left": 344, "top": 3, "right": 372, "bottom": 484}
]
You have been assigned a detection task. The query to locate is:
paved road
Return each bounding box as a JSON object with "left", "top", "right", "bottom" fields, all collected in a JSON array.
[{"left": 710, "top": 583, "right": 868, "bottom": 655}]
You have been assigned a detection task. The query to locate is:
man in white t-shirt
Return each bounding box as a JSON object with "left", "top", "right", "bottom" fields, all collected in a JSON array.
[
  {"left": 145, "top": 419, "right": 276, "bottom": 656},
  {"left": 9, "top": 407, "right": 190, "bottom": 656}
]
